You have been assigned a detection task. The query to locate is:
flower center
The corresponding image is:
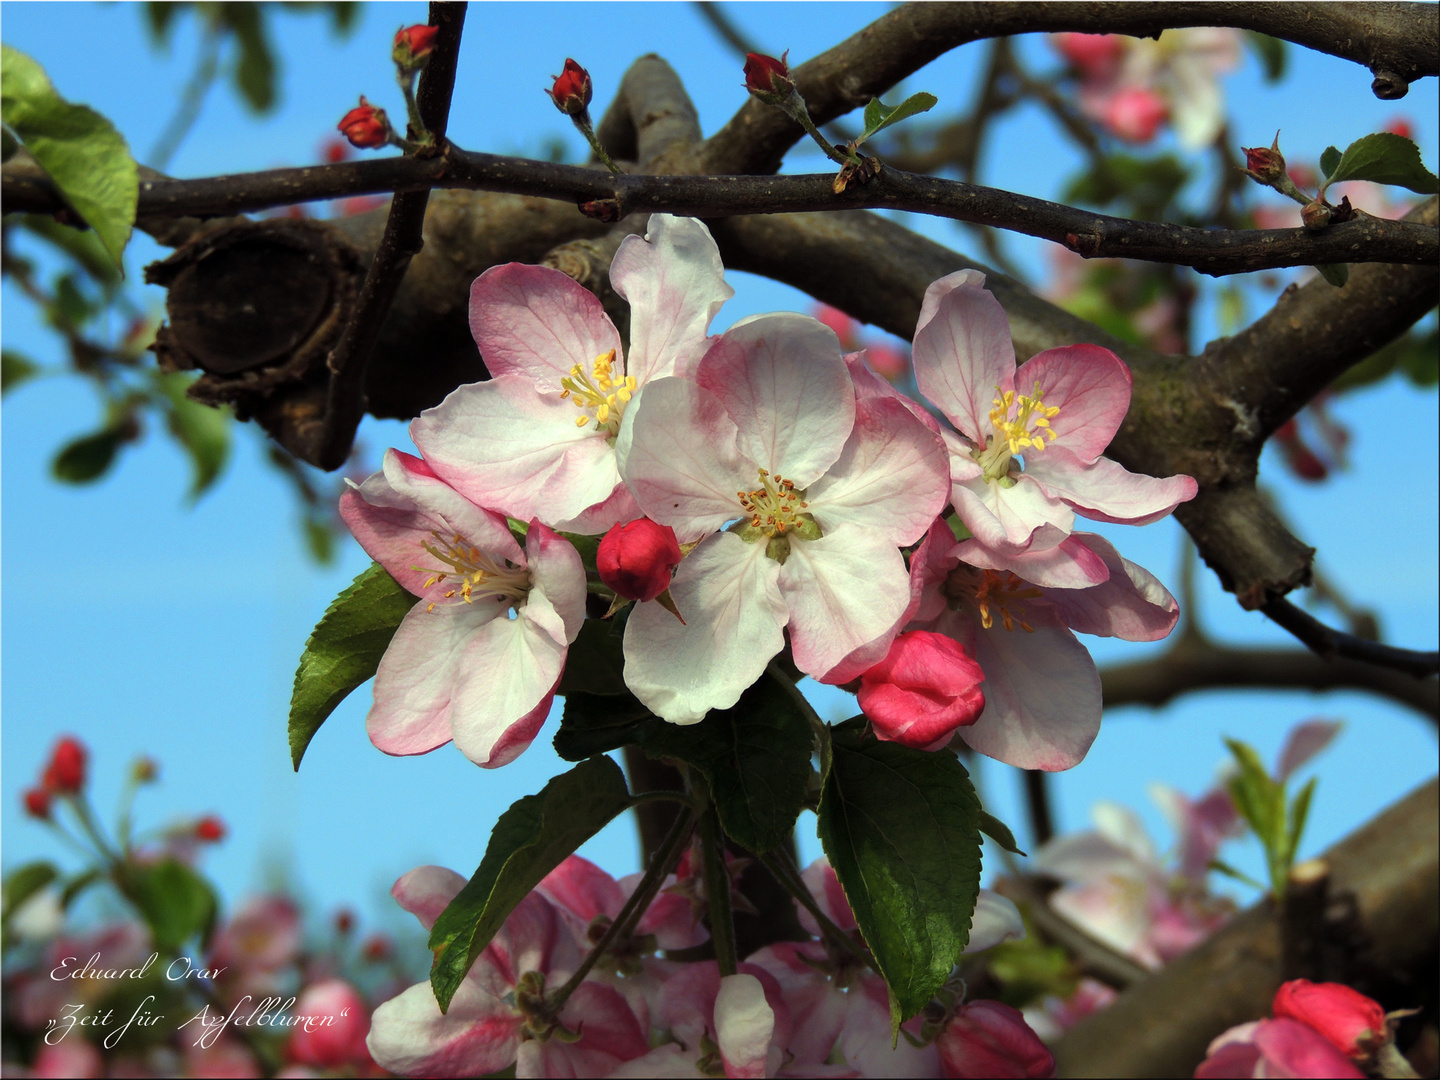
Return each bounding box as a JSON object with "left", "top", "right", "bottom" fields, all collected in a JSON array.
[
  {"left": 973, "top": 380, "right": 1061, "bottom": 482},
  {"left": 559, "top": 349, "right": 636, "bottom": 436},
  {"left": 413, "top": 531, "right": 530, "bottom": 613},
  {"left": 734, "top": 468, "right": 822, "bottom": 562},
  {"left": 943, "top": 565, "right": 1043, "bottom": 632}
]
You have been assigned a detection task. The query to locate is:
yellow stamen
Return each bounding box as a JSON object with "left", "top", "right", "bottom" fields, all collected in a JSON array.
[
  {"left": 973, "top": 380, "right": 1062, "bottom": 482},
  {"left": 558, "top": 349, "right": 636, "bottom": 436},
  {"left": 410, "top": 530, "right": 531, "bottom": 610},
  {"left": 944, "top": 565, "right": 1043, "bottom": 633}
]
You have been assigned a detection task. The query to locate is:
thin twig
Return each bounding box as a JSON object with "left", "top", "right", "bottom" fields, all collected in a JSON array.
[
  {"left": 692, "top": 1, "right": 758, "bottom": 57},
  {"left": 148, "top": 20, "right": 224, "bottom": 171},
  {"left": 757, "top": 849, "right": 878, "bottom": 975},
  {"left": 1022, "top": 771, "right": 1055, "bottom": 847},
  {"left": 996, "top": 875, "right": 1152, "bottom": 991},
  {"left": 1261, "top": 597, "right": 1440, "bottom": 679},
  {"left": 699, "top": 801, "right": 739, "bottom": 977}
]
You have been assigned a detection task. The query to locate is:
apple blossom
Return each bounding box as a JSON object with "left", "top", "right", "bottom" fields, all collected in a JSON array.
[
  {"left": 340, "top": 449, "right": 585, "bottom": 768},
  {"left": 289, "top": 979, "right": 372, "bottom": 1069},
  {"left": 856, "top": 630, "right": 986, "bottom": 751},
  {"left": 617, "top": 312, "right": 949, "bottom": 723},
  {"left": 412, "top": 214, "right": 733, "bottom": 534},
  {"left": 1195, "top": 1018, "right": 1364, "bottom": 1079},
  {"left": 936, "top": 1000, "right": 1056, "bottom": 1079},
  {"left": 1272, "top": 980, "right": 1389, "bottom": 1062},
  {"left": 912, "top": 270, "right": 1196, "bottom": 580}
]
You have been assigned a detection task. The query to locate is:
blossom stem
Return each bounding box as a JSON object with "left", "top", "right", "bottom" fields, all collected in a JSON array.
[
  {"left": 786, "top": 95, "right": 858, "bottom": 168},
  {"left": 572, "top": 115, "right": 624, "bottom": 175},
  {"left": 698, "top": 799, "right": 739, "bottom": 977},
  {"left": 69, "top": 794, "right": 121, "bottom": 867},
  {"left": 396, "top": 67, "right": 430, "bottom": 146},
  {"left": 757, "top": 849, "right": 878, "bottom": 975},
  {"left": 542, "top": 801, "right": 695, "bottom": 1016}
]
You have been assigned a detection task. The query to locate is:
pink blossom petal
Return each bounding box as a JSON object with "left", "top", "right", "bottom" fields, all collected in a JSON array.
[
  {"left": 391, "top": 865, "right": 467, "bottom": 930},
  {"left": 477, "top": 892, "right": 579, "bottom": 996},
  {"left": 695, "top": 312, "right": 855, "bottom": 487},
  {"left": 1275, "top": 719, "right": 1344, "bottom": 782},
  {"left": 807, "top": 395, "right": 950, "bottom": 547},
  {"left": 716, "top": 973, "right": 776, "bottom": 1078},
  {"left": 744, "top": 942, "right": 848, "bottom": 1067},
  {"left": 517, "top": 981, "right": 650, "bottom": 1079},
  {"left": 412, "top": 375, "right": 622, "bottom": 528},
  {"left": 537, "top": 854, "right": 625, "bottom": 925},
  {"left": 967, "top": 891, "right": 1027, "bottom": 953},
  {"left": 448, "top": 613, "right": 567, "bottom": 768},
  {"left": 1041, "top": 533, "right": 1179, "bottom": 641},
  {"left": 913, "top": 272, "right": 1016, "bottom": 444},
  {"left": 604, "top": 1045, "right": 708, "bottom": 1078},
  {"left": 1023, "top": 447, "right": 1197, "bottom": 526},
  {"left": 468, "top": 262, "right": 623, "bottom": 387},
  {"left": 1013, "top": 344, "right": 1132, "bottom": 462},
  {"left": 366, "top": 978, "right": 520, "bottom": 1078},
  {"left": 1051, "top": 876, "right": 1154, "bottom": 964},
  {"left": 1252, "top": 1017, "right": 1365, "bottom": 1079},
  {"left": 779, "top": 526, "right": 914, "bottom": 679},
  {"left": 845, "top": 351, "right": 941, "bottom": 435},
  {"left": 952, "top": 468, "right": 1074, "bottom": 555},
  {"left": 611, "top": 215, "right": 734, "bottom": 385},
  {"left": 952, "top": 534, "right": 1110, "bottom": 590},
  {"left": 1197, "top": 1021, "right": 1265, "bottom": 1079},
  {"left": 1030, "top": 830, "right": 1143, "bottom": 886},
  {"left": 622, "top": 532, "right": 787, "bottom": 724},
  {"left": 616, "top": 377, "right": 749, "bottom": 543},
  {"left": 525, "top": 522, "right": 587, "bottom": 645},
  {"left": 839, "top": 976, "right": 944, "bottom": 1078},
  {"left": 936, "top": 1000, "right": 1055, "bottom": 1078}
]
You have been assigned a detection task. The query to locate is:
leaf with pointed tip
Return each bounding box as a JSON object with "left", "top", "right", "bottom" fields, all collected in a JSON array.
[
  {"left": 1319, "top": 145, "right": 1342, "bottom": 180},
  {"left": 1322, "top": 132, "right": 1438, "bottom": 194},
  {"left": 979, "top": 811, "right": 1025, "bottom": 856},
  {"left": 858, "top": 92, "right": 938, "bottom": 144}
]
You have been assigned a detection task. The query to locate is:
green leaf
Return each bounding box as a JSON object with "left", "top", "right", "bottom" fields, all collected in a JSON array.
[
  {"left": 60, "top": 869, "right": 103, "bottom": 910},
  {"left": 220, "top": 6, "right": 278, "bottom": 112},
  {"left": 858, "top": 92, "right": 938, "bottom": 143},
  {"left": 1286, "top": 776, "right": 1318, "bottom": 865},
  {"left": 2, "top": 350, "right": 41, "bottom": 396},
  {"left": 154, "top": 373, "right": 231, "bottom": 500},
  {"left": 557, "top": 619, "right": 629, "bottom": 696},
  {"left": 979, "top": 810, "right": 1025, "bottom": 856},
  {"left": 428, "top": 756, "right": 633, "bottom": 1011},
  {"left": 1244, "top": 32, "right": 1287, "bottom": 83},
  {"left": 14, "top": 213, "right": 122, "bottom": 287},
  {"left": 554, "top": 691, "right": 653, "bottom": 761},
  {"left": 2, "top": 862, "right": 59, "bottom": 923},
  {"left": 289, "top": 563, "right": 416, "bottom": 769},
  {"left": 639, "top": 671, "right": 812, "bottom": 852},
  {"left": 1206, "top": 858, "right": 1266, "bottom": 891},
  {"left": 1, "top": 46, "right": 138, "bottom": 268},
  {"left": 1322, "top": 132, "right": 1439, "bottom": 194},
  {"left": 1319, "top": 145, "right": 1342, "bottom": 181},
  {"left": 121, "top": 858, "right": 217, "bottom": 951},
  {"left": 817, "top": 720, "right": 982, "bottom": 1034},
  {"left": 1315, "top": 263, "right": 1349, "bottom": 288},
  {"left": 303, "top": 516, "right": 337, "bottom": 564},
  {"left": 52, "top": 426, "right": 125, "bottom": 483},
  {"left": 144, "top": 1, "right": 181, "bottom": 47}
]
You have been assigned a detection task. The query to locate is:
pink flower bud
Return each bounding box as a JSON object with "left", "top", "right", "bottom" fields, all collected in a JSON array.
[
  {"left": 288, "top": 979, "right": 371, "bottom": 1068},
  {"left": 1272, "top": 980, "right": 1388, "bottom": 1060},
  {"left": 1242, "top": 140, "right": 1287, "bottom": 184},
  {"left": 195, "top": 815, "right": 226, "bottom": 843},
  {"left": 337, "top": 97, "right": 389, "bottom": 150},
  {"left": 392, "top": 24, "right": 438, "bottom": 69},
  {"left": 548, "top": 58, "right": 593, "bottom": 117},
  {"left": 1052, "top": 33, "right": 1125, "bottom": 76},
  {"left": 1101, "top": 86, "right": 1169, "bottom": 143},
  {"left": 42, "top": 737, "right": 87, "bottom": 795},
  {"left": 598, "top": 518, "right": 682, "bottom": 603},
  {"left": 24, "top": 787, "right": 52, "bottom": 819},
  {"left": 857, "top": 631, "right": 985, "bottom": 750},
  {"left": 743, "top": 51, "right": 794, "bottom": 101},
  {"left": 937, "top": 1000, "right": 1056, "bottom": 1078}
]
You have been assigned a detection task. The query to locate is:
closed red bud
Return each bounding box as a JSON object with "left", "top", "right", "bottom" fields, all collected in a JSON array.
[
  {"left": 598, "top": 518, "right": 682, "bottom": 602},
  {"left": 548, "top": 59, "right": 592, "bottom": 116},
  {"left": 195, "top": 815, "right": 227, "bottom": 843},
  {"left": 393, "top": 24, "right": 438, "bottom": 68},
  {"left": 1243, "top": 141, "right": 1287, "bottom": 184},
  {"left": 858, "top": 631, "right": 985, "bottom": 751},
  {"left": 936, "top": 1000, "right": 1056, "bottom": 1078},
  {"left": 743, "top": 51, "right": 793, "bottom": 100},
  {"left": 361, "top": 934, "right": 392, "bottom": 962},
  {"left": 1272, "top": 980, "right": 1389, "bottom": 1060},
  {"left": 1301, "top": 200, "right": 1333, "bottom": 231},
  {"left": 338, "top": 97, "right": 389, "bottom": 150},
  {"left": 334, "top": 909, "right": 356, "bottom": 935},
  {"left": 42, "top": 737, "right": 87, "bottom": 794},
  {"left": 24, "top": 788, "right": 53, "bottom": 819}
]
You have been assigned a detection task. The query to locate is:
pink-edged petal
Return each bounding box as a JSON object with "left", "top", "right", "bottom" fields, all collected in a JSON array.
[
  {"left": 696, "top": 313, "right": 855, "bottom": 487},
  {"left": 1014, "top": 344, "right": 1132, "bottom": 462},
  {"left": 622, "top": 532, "right": 786, "bottom": 724},
  {"left": 914, "top": 268, "right": 988, "bottom": 346},
  {"left": 413, "top": 375, "right": 623, "bottom": 526},
  {"left": 525, "top": 522, "right": 587, "bottom": 644},
  {"left": 716, "top": 974, "right": 776, "bottom": 1079},
  {"left": 944, "top": 610, "right": 1102, "bottom": 771},
  {"left": 779, "top": 526, "right": 913, "bottom": 680},
  {"left": 966, "top": 891, "right": 1027, "bottom": 953},
  {"left": 1253, "top": 1018, "right": 1365, "bottom": 1079},
  {"left": 799, "top": 857, "right": 858, "bottom": 934},
  {"left": 633, "top": 883, "right": 708, "bottom": 951},
  {"left": 555, "top": 483, "right": 642, "bottom": 536},
  {"left": 604, "top": 1045, "right": 707, "bottom": 1078},
  {"left": 838, "top": 976, "right": 943, "bottom": 1078},
  {"left": 518, "top": 982, "right": 650, "bottom": 1079},
  {"left": 1274, "top": 719, "right": 1344, "bottom": 783},
  {"left": 807, "top": 395, "right": 950, "bottom": 547},
  {"left": 952, "top": 467, "right": 1074, "bottom": 556},
  {"left": 844, "top": 352, "right": 941, "bottom": 436},
  {"left": 611, "top": 215, "right": 734, "bottom": 385},
  {"left": 538, "top": 855, "right": 625, "bottom": 924},
  {"left": 615, "top": 377, "right": 749, "bottom": 543},
  {"left": 913, "top": 274, "right": 1016, "bottom": 444},
  {"left": 953, "top": 534, "right": 1110, "bottom": 590},
  {"left": 1042, "top": 533, "right": 1178, "bottom": 641},
  {"left": 468, "top": 262, "right": 623, "bottom": 387},
  {"left": 448, "top": 614, "right": 566, "bottom": 768},
  {"left": 366, "top": 978, "right": 520, "bottom": 1078},
  {"left": 391, "top": 865, "right": 468, "bottom": 931},
  {"left": 368, "top": 602, "right": 504, "bottom": 756},
  {"left": 477, "top": 892, "right": 579, "bottom": 995},
  {"left": 1023, "top": 447, "right": 1198, "bottom": 526}
]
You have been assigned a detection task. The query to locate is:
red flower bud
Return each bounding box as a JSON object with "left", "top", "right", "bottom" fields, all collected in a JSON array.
[
  {"left": 598, "top": 518, "right": 682, "bottom": 603},
  {"left": 337, "top": 97, "right": 389, "bottom": 150},
  {"left": 548, "top": 59, "right": 593, "bottom": 117},
  {"left": 24, "top": 787, "right": 53, "bottom": 819},
  {"left": 1272, "top": 980, "right": 1389, "bottom": 1060},
  {"left": 195, "top": 815, "right": 227, "bottom": 843},
  {"left": 1385, "top": 117, "right": 1414, "bottom": 140},
  {"left": 743, "top": 51, "right": 793, "bottom": 100},
  {"left": 857, "top": 631, "right": 985, "bottom": 751},
  {"left": 334, "top": 908, "right": 356, "bottom": 935},
  {"left": 1242, "top": 139, "right": 1287, "bottom": 184},
  {"left": 393, "top": 24, "right": 438, "bottom": 69},
  {"left": 42, "top": 737, "right": 87, "bottom": 795},
  {"left": 936, "top": 1000, "right": 1055, "bottom": 1078},
  {"left": 361, "top": 933, "right": 392, "bottom": 962}
]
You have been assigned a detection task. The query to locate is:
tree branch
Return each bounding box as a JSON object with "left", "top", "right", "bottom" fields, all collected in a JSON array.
[
  {"left": 1050, "top": 778, "right": 1439, "bottom": 1078},
  {"left": 1260, "top": 599, "right": 1440, "bottom": 680}
]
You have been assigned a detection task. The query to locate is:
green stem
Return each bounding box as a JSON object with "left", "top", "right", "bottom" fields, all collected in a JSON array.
[
  {"left": 699, "top": 802, "right": 738, "bottom": 977},
  {"left": 68, "top": 795, "right": 121, "bottom": 868},
  {"left": 786, "top": 95, "right": 858, "bottom": 168},
  {"left": 758, "top": 849, "right": 877, "bottom": 974},
  {"left": 574, "top": 115, "right": 623, "bottom": 175},
  {"left": 396, "top": 67, "right": 429, "bottom": 144}
]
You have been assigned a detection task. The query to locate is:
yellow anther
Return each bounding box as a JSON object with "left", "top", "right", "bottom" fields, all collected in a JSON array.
[
  {"left": 559, "top": 349, "right": 630, "bottom": 434},
  {"left": 410, "top": 530, "right": 531, "bottom": 612},
  {"left": 974, "top": 380, "right": 1063, "bottom": 481},
  {"left": 944, "top": 565, "right": 1043, "bottom": 633}
]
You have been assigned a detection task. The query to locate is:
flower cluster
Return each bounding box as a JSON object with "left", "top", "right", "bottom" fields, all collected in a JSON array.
[
  {"left": 342, "top": 215, "right": 1195, "bottom": 771},
  {"left": 367, "top": 853, "right": 1053, "bottom": 1078}
]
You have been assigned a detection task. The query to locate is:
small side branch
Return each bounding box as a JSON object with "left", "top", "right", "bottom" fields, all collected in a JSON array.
[{"left": 1261, "top": 597, "right": 1440, "bottom": 680}]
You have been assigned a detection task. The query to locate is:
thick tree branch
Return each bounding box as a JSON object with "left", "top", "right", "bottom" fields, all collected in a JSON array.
[
  {"left": 700, "top": 2, "right": 1439, "bottom": 175},
  {"left": 9, "top": 153, "right": 1435, "bottom": 274},
  {"left": 1051, "top": 778, "right": 1439, "bottom": 1078}
]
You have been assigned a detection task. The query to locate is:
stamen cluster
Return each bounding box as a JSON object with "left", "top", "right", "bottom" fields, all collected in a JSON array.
[
  {"left": 736, "top": 468, "right": 810, "bottom": 536},
  {"left": 415, "top": 530, "right": 530, "bottom": 611},
  {"left": 975, "top": 380, "right": 1061, "bottom": 480},
  {"left": 559, "top": 349, "right": 635, "bottom": 433},
  {"left": 945, "top": 565, "right": 1043, "bottom": 632}
]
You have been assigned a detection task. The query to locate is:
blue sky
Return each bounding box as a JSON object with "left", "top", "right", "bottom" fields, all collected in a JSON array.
[{"left": 3, "top": 3, "right": 1436, "bottom": 936}]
